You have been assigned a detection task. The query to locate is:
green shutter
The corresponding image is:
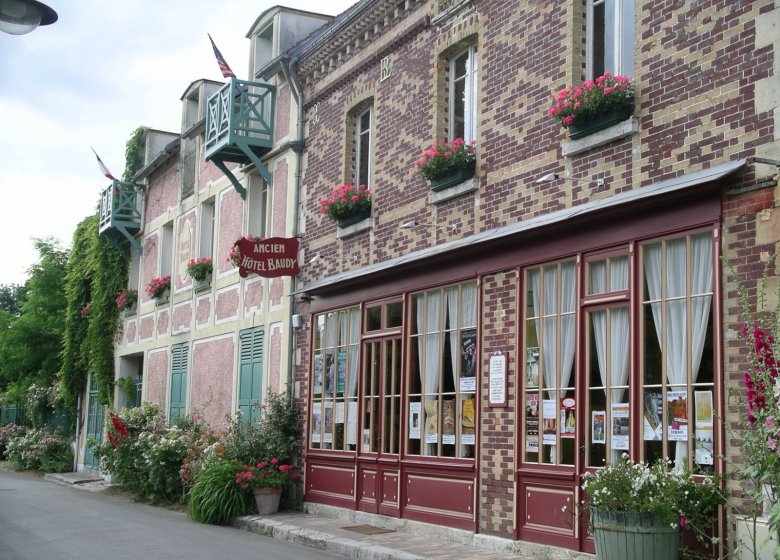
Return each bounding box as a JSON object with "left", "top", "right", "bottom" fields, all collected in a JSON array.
[
  {"left": 238, "top": 327, "right": 264, "bottom": 423},
  {"left": 169, "top": 343, "right": 189, "bottom": 426},
  {"left": 84, "top": 378, "right": 104, "bottom": 469}
]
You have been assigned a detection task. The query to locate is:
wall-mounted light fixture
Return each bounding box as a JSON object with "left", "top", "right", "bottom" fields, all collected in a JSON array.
[
  {"left": 400, "top": 220, "right": 457, "bottom": 232},
  {"left": 535, "top": 172, "right": 604, "bottom": 188},
  {"left": 308, "top": 254, "right": 358, "bottom": 265},
  {"left": 0, "top": 0, "right": 57, "bottom": 35}
]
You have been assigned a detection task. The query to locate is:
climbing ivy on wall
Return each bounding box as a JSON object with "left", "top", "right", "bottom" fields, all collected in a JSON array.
[
  {"left": 61, "top": 215, "right": 128, "bottom": 406},
  {"left": 122, "top": 126, "right": 148, "bottom": 181}
]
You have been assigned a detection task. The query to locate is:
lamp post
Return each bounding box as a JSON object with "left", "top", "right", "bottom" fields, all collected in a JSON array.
[{"left": 0, "top": 0, "right": 57, "bottom": 35}]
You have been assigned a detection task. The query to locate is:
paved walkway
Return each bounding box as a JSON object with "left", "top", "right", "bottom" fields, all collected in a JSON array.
[{"left": 47, "top": 471, "right": 592, "bottom": 560}]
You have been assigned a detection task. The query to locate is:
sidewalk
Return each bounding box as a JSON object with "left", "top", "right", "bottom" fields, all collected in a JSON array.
[{"left": 49, "top": 472, "right": 592, "bottom": 560}]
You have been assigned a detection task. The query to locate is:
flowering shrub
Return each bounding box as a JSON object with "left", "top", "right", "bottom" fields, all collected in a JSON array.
[
  {"left": 79, "top": 303, "right": 91, "bottom": 318},
  {"left": 144, "top": 275, "right": 171, "bottom": 299},
  {"left": 0, "top": 423, "right": 27, "bottom": 459},
  {"left": 581, "top": 455, "right": 723, "bottom": 534},
  {"left": 548, "top": 73, "right": 634, "bottom": 128},
  {"left": 115, "top": 288, "right": 138, "bottom": 311},
  {"left": 186, "top": 257, "right": 213, "bottom": 281},
  {"left": 235, "top": 458, "right": 297, "bottom": 490},
  {"left": 415, "top": 138, "right": 476, "bottom": 181},
  {"left": 228, "top": 235, "right": 263, "bottom": 267},
  {"left": 6, "top": 426, "right": 73, "bottom": 472},
  {"left": 319, "top": 184, "right": 371, "bottom": 222}
]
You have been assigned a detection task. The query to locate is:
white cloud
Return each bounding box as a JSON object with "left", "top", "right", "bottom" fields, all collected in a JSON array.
[{"left": 0, "top": 0, "right": 354, "bottom": 285}]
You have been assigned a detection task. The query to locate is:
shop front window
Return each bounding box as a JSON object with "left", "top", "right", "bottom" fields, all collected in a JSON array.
[{"left": 408, "top": 282, "right": 477, "bottom": 459}]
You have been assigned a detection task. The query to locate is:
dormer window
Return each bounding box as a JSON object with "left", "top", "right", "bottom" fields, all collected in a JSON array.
[{"left": 252, "top": 24, "right": 274, "bottom": 81}]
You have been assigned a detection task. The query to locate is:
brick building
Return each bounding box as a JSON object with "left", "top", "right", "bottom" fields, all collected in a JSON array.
[{"left": 284, "top": 0, "right": 780, "bottom": 556}]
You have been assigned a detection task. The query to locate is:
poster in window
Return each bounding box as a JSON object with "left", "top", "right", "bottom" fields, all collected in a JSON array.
[
  {"left": 525, "top": 393, "right": 539, "bottom": 452},
  {"left": 560, "top": 397, "right": 575, "bottom": 438},
  {"left": 592, "top": 410, "right": 606, "bottom": 444},
  {"left": 323, "top": 401, "right": 333, "bottom": 443},
  {"left": 424, "top": 400, "right": 438, "bottom": 444},
  {"left": 313, "top": 354, "right": 323, "bottom": 396},
  {"left": 461, "top": 399, "right": 475, "bottom": 445},
  {"left": 611, "top": 403, "right": 630, "bottom": 450},
  {"left": 335, "top": 401, "right": 345, "bottom": 424},
  {"left": 347, "top": 401, "right": 358, "bottom": 446},
  {"left": 542, "top": 399, "right": 557, "bottom": 446},
  {"left": 336, "top": 350, "right": 347, "bottom": 394},
  {"left": 667, "top": 390, "right": 688, "bottom": 441},
  {"left": 409, "top": 401, "right": 421, "bottom": 440},
  {"left": 643, "top": 392, "right": 663, "bottom": 441},
  {"left": 362, "top": 429, "right": 371, "bottom": 452},
  {"left": 459, "top": 329, "right": 477, "bottom": 392},
  {"left": 694, "top": 390, "right": 714, "bottom": 465},
  {"left": 311, "top": 402, "right": 322, "bottom": 443},
  {"left": 324, "top": 353, "right": 335, "bottom": 396},
  {"left": 526, "top": 347, "right": 539, "bottom": 387},
  {"left": 442, "top": 399, "right": 455, "bottom": 445}
]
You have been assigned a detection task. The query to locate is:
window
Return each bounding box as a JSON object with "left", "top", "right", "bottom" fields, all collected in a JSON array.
[
  {"left": 355, "top": 106, "right": 372, "bottom": 188},
  {"left": 310, "top": 308, "right": 361, "bottom": 451},
  {"left": 448, "top": 45, "right": 478, "bottom": 142},
  {"left": 589, "top": 0, "right": 634, "bottom": 78},
  {"left": 161, "top": 221, "right": 173, "bottom": 278},
  {"left": 238, "top": 327, "right": 264, "bottom": 423},
  {"left": 408, "top": 282, "right": 477, "bottom": 458},
  {"left": 169, "top": 343, "right": 189, "bottom": 426},
  {"left": 248, "top": 174, "right": 269, "bottom": 237},
  {"left": 199, "top": 199, "right": 215, "bottom": 260},
  {"left": 523, "top": 261, "right": 577, "bottom": 465},
  {"left": 252, "top": 24, "right": 273, "bottom": 81}
]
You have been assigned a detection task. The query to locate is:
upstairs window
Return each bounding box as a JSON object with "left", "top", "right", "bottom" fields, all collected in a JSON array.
[
  {"left": 199, "top": 199, "right": 215, "bottom": 260},
  {"left": 354, "top": 106, "right": 373, "bottom": 188},
  {"left": 248, "top": 174, "right": 270, "bottom": 237},
  {"left": 589, "top": 0, "right": 634, "bottom": 78},
  {"left": 448, "top": 45, "right": 478, "bottom": 142}
]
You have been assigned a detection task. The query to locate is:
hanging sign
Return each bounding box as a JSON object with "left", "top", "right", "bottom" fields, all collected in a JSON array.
[{"left": 231, "top": 236, "right": 300, "bottom": 278}]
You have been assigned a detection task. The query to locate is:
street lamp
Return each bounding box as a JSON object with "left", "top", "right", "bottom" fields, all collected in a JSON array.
[{"left": 0, "top": 0, "right": 57, "bottom": 35}]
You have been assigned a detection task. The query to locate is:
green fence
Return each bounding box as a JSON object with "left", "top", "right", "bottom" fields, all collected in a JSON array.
[{"left": 0, "top": 404, "right": 75, "bottom": 436}]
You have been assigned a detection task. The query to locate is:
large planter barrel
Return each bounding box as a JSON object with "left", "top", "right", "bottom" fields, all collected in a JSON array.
[{"left": 590, "top": 509, "right": 679, "bottom": 560}]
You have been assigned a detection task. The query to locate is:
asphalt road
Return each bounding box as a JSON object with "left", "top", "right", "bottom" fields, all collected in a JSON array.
[{"left": 0, "top": 468, "right": 344, "bottom": 560}]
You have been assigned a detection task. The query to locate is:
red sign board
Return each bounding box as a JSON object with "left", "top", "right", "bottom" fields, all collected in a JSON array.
[{"left": 232, "top": 236, "right": 300, "bottom": 278}]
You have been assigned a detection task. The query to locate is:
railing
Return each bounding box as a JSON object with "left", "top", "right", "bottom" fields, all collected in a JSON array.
[
  {"left": 98, "top": 181, "right": 142, "bottom": 234},
  {"left": 204, "top": 78, "right": 275, "bottom": 158}
]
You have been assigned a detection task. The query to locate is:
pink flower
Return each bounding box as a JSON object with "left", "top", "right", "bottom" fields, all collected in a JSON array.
[
  {"left": 769, "top": 438, "right": 777, "bottom": 450},
  {"left": 680, "top": 516, "right": 687, "bottom": 527}
]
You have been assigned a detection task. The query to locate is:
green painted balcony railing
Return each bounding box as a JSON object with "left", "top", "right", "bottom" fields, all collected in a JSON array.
[
  {"left": 98, "top": 181, "right": 142, "bottom": 254},
  {"left": 204, "top": 78, "right": 275, "bottom": 171}
]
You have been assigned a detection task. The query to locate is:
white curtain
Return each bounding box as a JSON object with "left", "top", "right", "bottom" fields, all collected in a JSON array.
[
  {"left": 447, "top": 287, "right": 459, "bottom": 391},
  {"left": 348, "top": 309, "right": 359, "bottom": 398},
  {"left": 644, "top": 234, "right": 712, "bottom": 468},
  {"left": 423, "top": 291, "right": 441, "bottom": 455}
]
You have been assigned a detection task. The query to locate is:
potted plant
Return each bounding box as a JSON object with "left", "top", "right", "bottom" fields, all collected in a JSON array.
[
  {"left": 581, "top": 454, "right": 723, "bottom": 560},
  {"left": 186, "top": 257, "right": 213, "bottom": 291},
  {"left": 415, "top": 138, "right": 477, "bottom": 191},
  {"left": 235, "top": 458, "right": 298, "bottom": 514},
  {"left": 145, "top": 275, "right": 171, "bottom": 304},
  {"left": 116, "top": 288, "right": 138, "bottom": 314},
  {"left": 319, "top": 184, "right": 371, "bottom": 228},
  {"left": 548, "top": 73, "right": 635, "bottom": 139}
]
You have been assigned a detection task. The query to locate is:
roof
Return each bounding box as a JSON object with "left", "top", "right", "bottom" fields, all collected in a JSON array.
[{"left": 297, "top": 159, "right": 747, "bottom": 295}]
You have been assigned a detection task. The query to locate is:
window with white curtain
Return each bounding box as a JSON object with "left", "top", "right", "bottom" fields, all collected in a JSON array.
[
  {"left": 310, "top": 308, "right": 361, "bottom": 451},
  {"left": 448, "top": 45, "right": 478, "bottom": 143},
  {"left": 589, "top": 0, "right": 634, "bottom": 78},
  {"left": 523, "top": 261, "right": 577, "bottom": 465},
  {"left": 408, "top": 282, "right": 478, "bottom": 458}
]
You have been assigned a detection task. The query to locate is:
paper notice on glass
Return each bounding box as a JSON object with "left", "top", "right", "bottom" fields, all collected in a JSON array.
[
  {"left": 323, "top": 401, "right": 333, "bottom": 443},
  {"left": 311, "top": 402, "right": 321, "bottom": 443},
  {"left": 667, "top": 390, "right": 688, "bottom": 441},
  {"left": 694, "top": 391, "right": 714, "bottom": 465},
  {"left": 526, "top": 394, "right": 539, "bottom": 453},
  {"left": 542, "top": 399, "right": 557, "bottom": 446},
  {"left": 643, "top": 392, "right": 663, "bottom": 441},
  {"left": 592, "top": 410, "right": 606, "bottom": 444},
  {"left": 459, "top": 329, "right": 477, "bottom": 392},
  {"left": 424, "top": 400, "right": 438, "bottom": 444},
  {"left": 335, "top": 401, "right": 345, "bottom": 424},
  {"left": 611, "top": 403, "right": 630, "bottom": 450},
  {"left": 409, "top": 402, "right": 421, "bottom": 440},
  {"left": 560, "top": 397, "right": 575, "bottom": 439},
  {"left": 347, "top": 401, "right": 358, "bottom": 445}
]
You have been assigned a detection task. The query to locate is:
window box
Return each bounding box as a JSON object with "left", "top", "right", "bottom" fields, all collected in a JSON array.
[
  {"left": 568, "top": 106, "right": 634, "bottom": 140},
  {"left": 155, "top": 289, "right": 170, "bottom": 305},
  {"left": 429, "top": 162, "right": 476, "bottom": 192},
  {"left": 193, "top": 272, "right": 212, "bottom": 293},
  {"left": 337, "top": 209, "right": 371, "bottom": 228}
]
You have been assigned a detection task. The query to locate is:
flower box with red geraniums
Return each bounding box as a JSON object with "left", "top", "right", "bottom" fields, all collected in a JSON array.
[
  {"left": 235, "top": 459, "right": 298, "bottom": 490},
  {"left": 116, "top": 288, "right": 138, "bottom": 312},
  {"left": 145, "top": 275, "right": 171, "bottom": 300},
  {"left": 415, "top": 138, "right": 476, "bottom": 189},
  {"left": 319, "top": 184, "right": 371, "bottom": 226},
  {"left": 548, "top": 73, "right": 634, "bottom": 139},
  {"left": 186, "top": 257, "right": 213, "bottom": 281}
]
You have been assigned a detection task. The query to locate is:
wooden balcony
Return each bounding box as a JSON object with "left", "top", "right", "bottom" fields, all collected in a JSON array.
[
  {"left": 205, "top": 78, "right": 276, "bottom": 197},
  {"left": 98, "top": 181, "right": 143, "bottom": 255}
]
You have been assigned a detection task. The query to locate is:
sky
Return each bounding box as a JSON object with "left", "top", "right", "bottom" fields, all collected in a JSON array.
[{"left": 0, "top": 0, "right": 355, "bottom": 286}]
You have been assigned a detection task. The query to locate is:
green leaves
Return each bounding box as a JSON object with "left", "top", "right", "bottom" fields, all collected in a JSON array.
[{"left": 188, "top": 461, "right": 252, "bottom": 524}]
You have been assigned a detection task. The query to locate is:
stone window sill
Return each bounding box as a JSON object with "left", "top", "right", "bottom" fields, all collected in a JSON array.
[
  {"left": 562, "top": 117, "right": 639, "bottom": 157},
  {"left": 337, "top": 217, "right": 373, "bottom": 239},
  {"left": 428, "top": 177, "right": 479, "bottom": 205}
]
